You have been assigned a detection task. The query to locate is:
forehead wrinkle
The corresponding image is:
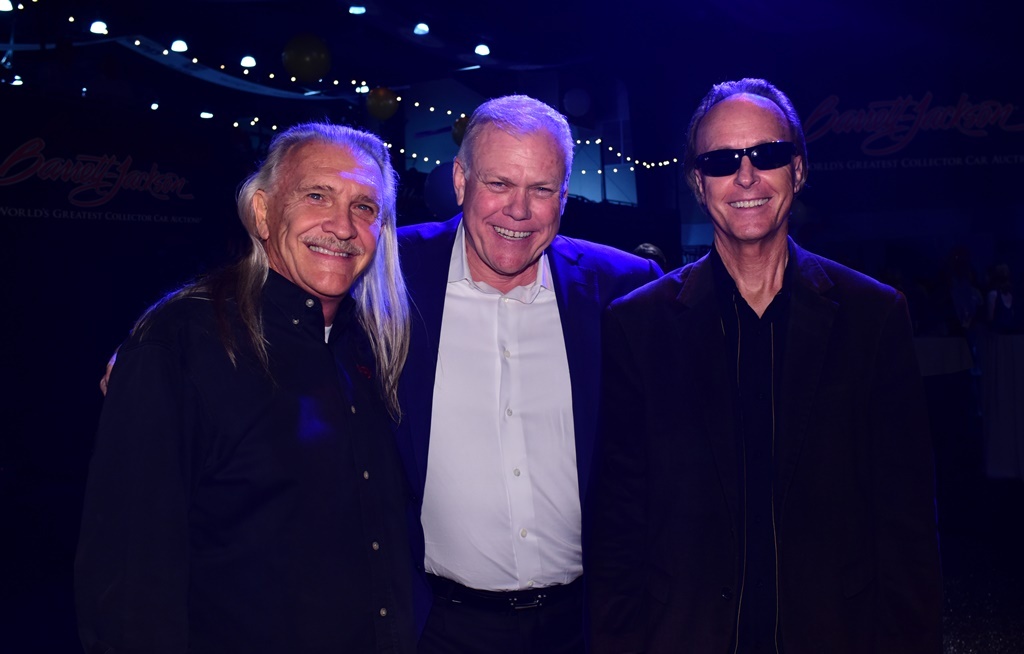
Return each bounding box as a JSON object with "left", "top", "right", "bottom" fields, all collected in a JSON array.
[
  {"left": 700, "top": 113, "right": 788, "bottom": 154},
  {"left": 298, "top": 175, "right": 381, "bottom": 198},
  {"left": 472, "top": 128, "right": 564, "bottom": 181}
]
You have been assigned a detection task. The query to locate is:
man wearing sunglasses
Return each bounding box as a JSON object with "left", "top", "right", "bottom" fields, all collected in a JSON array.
[{"left": 586, "top": 78, "right": 942, "bottom": 653}]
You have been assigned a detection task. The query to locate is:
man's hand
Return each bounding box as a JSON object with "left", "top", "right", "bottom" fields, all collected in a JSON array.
[{"left": 99, "top": 351, "right": 117, "bottom": 395}]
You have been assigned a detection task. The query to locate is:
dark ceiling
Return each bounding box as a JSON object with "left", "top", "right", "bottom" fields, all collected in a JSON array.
[
  {"left": 1, "top": 0, "right": 1012, "bottom": 162},
  {"left": 4, "top": 0, "right": 614, "bottom": 102},
  {"left": 6, "top": 0, "right": 1001, "bottom": 91}
]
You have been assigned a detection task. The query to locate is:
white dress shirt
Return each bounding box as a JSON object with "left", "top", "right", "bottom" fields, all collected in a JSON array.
[{"left": 421, "top": 224, "right": 582, "bottom": 591}]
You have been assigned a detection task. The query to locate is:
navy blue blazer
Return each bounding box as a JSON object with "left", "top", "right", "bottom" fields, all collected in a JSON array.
[{"left": 395, "top": 215, "right": 662, "bottom": 616}]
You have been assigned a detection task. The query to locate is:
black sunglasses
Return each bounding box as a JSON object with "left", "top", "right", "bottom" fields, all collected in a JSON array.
[{"left": 694, "top": 141, "right": 797, "bottom": 177}]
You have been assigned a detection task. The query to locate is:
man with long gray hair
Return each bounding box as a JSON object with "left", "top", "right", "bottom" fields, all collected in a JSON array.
[{"left": 76, "top": 123, "right": 416, "bottom": 653}]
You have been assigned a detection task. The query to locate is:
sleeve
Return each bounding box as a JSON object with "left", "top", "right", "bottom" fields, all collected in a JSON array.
[
  {"left": 584, "top": 304, "right": 650, "bottom": 654},
  {"left": 868, "top": 293, "right": 943, "bottom": 653},
  {"left": 647, "top": 259, "right": 664, "bottom": 281},
  {"left": 628, "top": 258, "right": 663, "bottom": 293},
  {"left": 74, "top": 336, "right": 201, "bottom": 654}
]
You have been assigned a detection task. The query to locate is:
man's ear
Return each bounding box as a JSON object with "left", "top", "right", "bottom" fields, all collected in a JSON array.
[
  {"left": 452, "top": 157, "right": 467, "bottom": 207},
  {"left": 253, "top": 190, "right": 270, "bottom": 240},
  {"left": 792, "top": 155, "right": 806, "bottom": 193},
  {"left": 693, "top": 171, "right": 707, "bottom": 207}
]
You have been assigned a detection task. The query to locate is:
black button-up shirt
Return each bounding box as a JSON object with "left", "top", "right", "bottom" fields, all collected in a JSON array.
[
  {"left": 712, "top": 247, "right": 792, "bottom": 654},
  {"left": 76, "top": 270, "right": 415, "bottom": 654}
]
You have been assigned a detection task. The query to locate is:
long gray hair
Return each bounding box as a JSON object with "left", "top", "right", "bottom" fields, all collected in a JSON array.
[{"left": 135, "top": 122, "right": 409, "bottom": 419}]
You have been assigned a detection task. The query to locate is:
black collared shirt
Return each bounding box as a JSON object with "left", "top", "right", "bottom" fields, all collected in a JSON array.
[
  {"left": 76, "top": 270, "right": 415, "bottom": 654},
  {"left": 711, "top": 247, "right": 792, "bottom": 654}
]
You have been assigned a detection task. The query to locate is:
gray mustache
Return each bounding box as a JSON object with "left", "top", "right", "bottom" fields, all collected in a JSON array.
[{"left": 302, "top": 237, "right": 366, "bottom": 256}]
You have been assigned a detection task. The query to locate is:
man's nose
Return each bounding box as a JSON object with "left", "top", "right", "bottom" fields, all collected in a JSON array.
[
  {"left": 322, "top": 208, "right": 357, "bottom": 239},
  {"left": 503, "top": 189, "right": 530, "bottom": 221},
  {"left": 734, "top": 156, "right": 759, "bottom": 188}
]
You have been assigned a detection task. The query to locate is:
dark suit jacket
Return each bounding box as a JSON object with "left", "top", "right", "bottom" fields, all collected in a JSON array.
[
  {"left": 395, "top": 215, "right": 662, "bottom": 627},
  {"left": 586, "top": 240, "right": 942, "bottom": 654}
]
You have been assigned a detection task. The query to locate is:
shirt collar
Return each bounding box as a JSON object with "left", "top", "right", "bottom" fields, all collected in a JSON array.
[
  {"left": 448, "top": 220, "right": 553, "bottom": 303},
  {"left": 709, "top": 242, "right": 795, "bottom": 317},
  {"left": 264, "top": 268, "right": 356, "bottom": 339}
]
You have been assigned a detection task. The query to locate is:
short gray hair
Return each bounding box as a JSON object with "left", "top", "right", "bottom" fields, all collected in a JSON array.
[{"left": 457, "top": 95, "right": 575, "bottom": 198}]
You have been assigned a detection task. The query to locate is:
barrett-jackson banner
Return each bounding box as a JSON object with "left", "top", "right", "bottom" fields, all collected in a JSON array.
[
  {"left": 2, "top": 90, "right": 257, "bottom": 437},
  {"left": 1, "top": 100, "right": 248, "bottom": 230},
  {"left": 1, "top": 136, "right": 196, "bottom": 210},
  {"left": 805, "top": 91, "right": 1024, "bottom": 157},
  {"left": 780, "top": 87, "right": 1024, "bottom": 231},
  {"left": 2, "top": 90, "right": 255, "bottom": 303}
]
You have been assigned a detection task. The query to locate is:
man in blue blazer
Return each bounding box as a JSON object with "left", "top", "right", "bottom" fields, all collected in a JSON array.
[{"left": 395, "top": 95, "right": 662, "bottom": 653}]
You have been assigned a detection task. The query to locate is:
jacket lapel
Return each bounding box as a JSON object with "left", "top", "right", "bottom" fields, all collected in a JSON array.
[
  {"left": 399, "top": 216, "right": 461, "bottom": 495},
  {"left": 548, "top": 237, "right": 600, "bottom": 502},
  {"left": 776, "top": 242, "right": 837, "bottom": 510},
  {"left": 675, "top": 256, "right": 742, "bottom": 524}
]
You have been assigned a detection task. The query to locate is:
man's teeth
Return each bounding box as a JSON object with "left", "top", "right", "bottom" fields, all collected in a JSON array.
[
  {"left": 729, "top": 198, "right": 770, "bottom": 209},
  {"left": 309, "top": 245, "right": 351, "bottom": 257},
  {"left": 493, "top": 226, "right": 530, "bottom": 239}
]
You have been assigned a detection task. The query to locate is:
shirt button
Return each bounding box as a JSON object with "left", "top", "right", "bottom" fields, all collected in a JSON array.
[
  {"left": 503, "top": 349, "right": 511, "bottom": 359},
  {"left": 506, "top": 408, "right": 513, "bottom": 417},
  {"left": 513, "top": 468, "right": 521, "bottom": 477},
  {"left": 520, "top": 528, "right": 528, "bottom": 538},
  {"left": 363, "top": 470, "right": 370, "bottom": 480},
  {"left": 305, "top": 298, "right": 315, "bottom": 308},
  {"left": 371, "top": 541, "right": 380, "bottom": 551},
  {"left": 503, "top": 297, "right": 509, "bottom": 303},
  {"left": 292, "top": 318, "right": 299, "bottom": 325},
  {"left": 379, "top": 608, "right": 387, "bottom": 617},
  {"left": 526, "top": 580, "right": 535, "bottom": 588},
  {"left": 351, "top": 405, "right": 357, "bottom": 414}
]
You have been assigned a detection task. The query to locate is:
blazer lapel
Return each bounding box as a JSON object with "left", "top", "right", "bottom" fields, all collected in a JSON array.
[
  {"left": 675, "top": 256, "right": 742, "bottom": 524},
  {"left": 548, "top": 237, "right": 600, "bottom": 502},
  {"left": 776, "top": 242, "right": 838, "bottom": 510},
  {"left": 399, "top": 216, "right": 461, "bottom": 495}
]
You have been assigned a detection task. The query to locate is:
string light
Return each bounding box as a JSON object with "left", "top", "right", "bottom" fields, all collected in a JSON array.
[{"left": 9, "top": 1, "right": 683, "bottom": 173}]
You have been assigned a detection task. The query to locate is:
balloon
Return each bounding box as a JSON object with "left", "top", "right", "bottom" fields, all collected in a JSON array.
[
  {"left": 452, "top": 115, "right": 469, "bottom": 145},
  {"left": 424, "top": 161, "right": 460, "bottom": 219},
  {"left": 282, "top": 34, "right": 331, "bottom": 82},
  {"left": 366, "top": 87, "right": 399, "bottom": 121}
]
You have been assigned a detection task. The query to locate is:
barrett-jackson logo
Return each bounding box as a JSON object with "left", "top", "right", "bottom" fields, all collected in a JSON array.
[
  {"left": 0, "top": 137, "right": 193, "bottom": 207},
  {"left": 804, "top": 92, "right": 1024, "bottom": 156}
]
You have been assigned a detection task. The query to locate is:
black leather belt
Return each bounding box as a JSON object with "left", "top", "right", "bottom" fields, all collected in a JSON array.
[{"left": 427, "top": 573, "right": 582, "bottom": 611}]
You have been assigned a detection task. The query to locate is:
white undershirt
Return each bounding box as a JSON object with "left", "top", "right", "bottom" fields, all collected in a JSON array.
[{"left": 421, "top": 224, "right": 582, "bottom": 591}]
